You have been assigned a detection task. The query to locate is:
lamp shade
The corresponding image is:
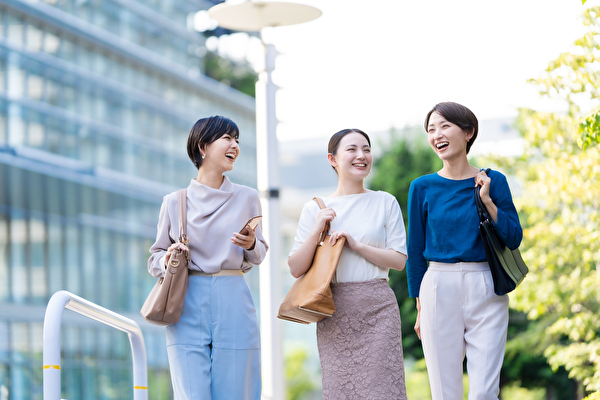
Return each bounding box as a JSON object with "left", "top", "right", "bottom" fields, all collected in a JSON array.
[{"left": 208, "top": 1, "right": 322, "bottom": 32}]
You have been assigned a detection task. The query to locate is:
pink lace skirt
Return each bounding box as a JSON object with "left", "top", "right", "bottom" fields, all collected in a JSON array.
[{"left": 317, "top": 279, "right": 407, "bottom": 400}]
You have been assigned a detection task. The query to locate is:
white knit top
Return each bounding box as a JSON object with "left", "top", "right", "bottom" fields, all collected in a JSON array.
[{"left": 289, "top": 191, "right": 406, "bottom": 283}]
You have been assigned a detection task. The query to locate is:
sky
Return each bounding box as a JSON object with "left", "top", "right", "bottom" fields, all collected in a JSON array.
[{"left": 206, "top": 0, "right": 599, "bottom": 142}]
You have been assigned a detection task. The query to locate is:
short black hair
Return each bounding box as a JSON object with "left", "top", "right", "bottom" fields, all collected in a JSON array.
[
  {"left": 424, "top": 102, "right": 478, "bottom": 154},
  {"left": 187, "top": 116, "right": 240, "bottom": 169}
]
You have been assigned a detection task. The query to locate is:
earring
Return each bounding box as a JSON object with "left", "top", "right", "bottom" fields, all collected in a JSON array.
[{"left": 201, "top": 154, "right": 205, "bottom": 159}]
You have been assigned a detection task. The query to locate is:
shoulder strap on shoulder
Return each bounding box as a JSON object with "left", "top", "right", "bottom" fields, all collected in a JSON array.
[
  {"left": 312, "top": 197, "right": 329, "bottom": 244},
  {"left": 474, "top": 186, "right": 491, "bottom": 223},
  {"left": 177, "top": 189, "right": 188, "bottom": 244},
  {"left": 312, "top": 197, "right": 326, "bottom": 209}
]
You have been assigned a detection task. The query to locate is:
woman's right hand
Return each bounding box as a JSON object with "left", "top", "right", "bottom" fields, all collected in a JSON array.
[
  {"left": 288, "top": 206, "right": 337, "bottom": 278},
  {"left": 312, "top": 207, "right": 336, "bottom": 237},
  {"left": 164, "top": 242, "right": 189, "bottom": 268},
  {"left": 415, "top": 297, "right": 422, "bottom": 340}
]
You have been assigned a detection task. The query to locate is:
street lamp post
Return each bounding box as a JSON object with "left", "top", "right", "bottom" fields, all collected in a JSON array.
[{"left": 208, "top": 2, "right": 321, "bottom": 399}]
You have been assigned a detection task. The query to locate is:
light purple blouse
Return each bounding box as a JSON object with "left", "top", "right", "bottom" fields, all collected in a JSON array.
[{"left": 148, "top": 176, "right": 268, "bottom": 278}]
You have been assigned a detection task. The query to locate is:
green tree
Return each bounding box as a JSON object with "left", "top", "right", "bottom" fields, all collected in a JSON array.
[
  {"left": 530, "top": 6, "right": 600, "bottom": 149},
  {"left": 510, "top": 5, "right": 600, "bottom": 394},
  {"left": 285, "top": 347, "right": 318, "bottom": 400},
  {"left": 203, "top": 51, "right": 257, "bottom": 97},
  {"left": 502, "top": 308, "right": 575, "bottom": 398},
  {"left": 369, "top": 125, "right": 442, "bottom": 360}
]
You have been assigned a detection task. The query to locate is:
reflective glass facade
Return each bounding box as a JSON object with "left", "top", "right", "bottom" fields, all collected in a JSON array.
[{"left": 0, "top": 0, "right": 258, "bottom": 399}]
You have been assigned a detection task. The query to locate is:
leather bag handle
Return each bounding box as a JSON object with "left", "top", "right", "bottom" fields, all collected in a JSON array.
[
  {"left": 177, "top": 189, "right": 189, "bottom": 259},
  {"left": 312, "top": 197, "right": 329, "bottom": 245}
]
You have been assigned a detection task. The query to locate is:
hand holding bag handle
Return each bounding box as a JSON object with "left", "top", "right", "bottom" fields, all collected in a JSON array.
[
  {"left": 141, "top": 189, "right": 190, "bottom": 325},
  {"left": 475, "top": 169, "right": 528, "bottom": 295},
  {"left": 277, "top": 197, "right": 346, "bottom": 324}
]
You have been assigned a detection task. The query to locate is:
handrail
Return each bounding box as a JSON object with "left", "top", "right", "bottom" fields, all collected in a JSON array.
[{"left": 43, "top": 290, "right": 148, "bottom": 400}]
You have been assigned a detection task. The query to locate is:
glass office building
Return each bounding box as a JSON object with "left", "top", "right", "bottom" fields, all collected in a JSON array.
[{"left": 0, "top": 0, "right": 258, "bottom": 398}]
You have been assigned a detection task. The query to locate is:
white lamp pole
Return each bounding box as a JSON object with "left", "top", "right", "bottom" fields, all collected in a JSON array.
[{"left": 208, "top": 2, "right": 321, "bottom": 400}]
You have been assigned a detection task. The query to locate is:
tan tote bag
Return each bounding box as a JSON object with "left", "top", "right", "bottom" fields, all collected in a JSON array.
[
  {"left": 141, "top": 189, "right": 189, "bottom": 326},
  {"left": 277, "top": 197, "right": 345, "bottom": 324}
]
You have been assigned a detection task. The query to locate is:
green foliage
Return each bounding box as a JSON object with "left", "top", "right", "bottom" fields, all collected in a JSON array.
[
  {"left": 370, "top": 126, "right": 441, "bottom": 227},
  {"left": 285, "top": 347, "right": 318, "bottom": 400},
  {"left": 203, "top": 52, "right": 256, "bottom": 97},
  {"left": 502, "top": 308, "right": 575, "bottom": 396},
  {"left": 404, "top": 358, "right": 434, "bottom": 399},
  {"left": 585, "top": 391, "right": 600, "bottom": 400},
  {"left": 527, "top": 6, "right": 600, "bottom": 148},
  {"left": 369, "top": 126, "right": 441, "bottom": 360},
  {"left": 509, "top": 6, "right": 600, "bottom": 392},
  {"left": 500, "top": 384, "right": 546, "bottom": 400},
  {"left": 579, "top": 109, "right": 600, "bottom": 149}
]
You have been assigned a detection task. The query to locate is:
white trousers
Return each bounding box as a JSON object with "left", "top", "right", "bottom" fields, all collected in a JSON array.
[{"left": 420, "top": 262, "right": 509, "bottom": 400}]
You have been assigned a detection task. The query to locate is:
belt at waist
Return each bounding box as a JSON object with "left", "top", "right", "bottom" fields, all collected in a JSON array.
[
  {"left": 428, "top": 261, "right": 489, "bottom": 272},
  {"left": 189, "top": 269, "right": 243, "bottom": 277}
]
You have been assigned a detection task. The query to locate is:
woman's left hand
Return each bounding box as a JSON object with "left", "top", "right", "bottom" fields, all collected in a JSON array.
[
  {"left": 329, "top": 230, "right": 357, "bottom": 251},
  {"left": 475, "top": 169, "right": 499, "bottom": 223},
  {"left": 232, "top": 227, "right": 256, "bottom": 250},
  {"left": 475, "top": 169, "right": 492, "bottom": 201}
]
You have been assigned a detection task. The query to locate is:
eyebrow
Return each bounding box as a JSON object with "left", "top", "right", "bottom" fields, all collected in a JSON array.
[{"left": 428, "top": 119, "right": 448, "bottom": 128}]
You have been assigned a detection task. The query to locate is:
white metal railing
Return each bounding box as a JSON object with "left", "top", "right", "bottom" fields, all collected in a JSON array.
[{"left": 43, "top": 290, "right": 148, "bottom": 400}]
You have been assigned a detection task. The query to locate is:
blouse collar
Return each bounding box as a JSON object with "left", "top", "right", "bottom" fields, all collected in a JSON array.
[{"left": 187, "top": 176, "right": 234, "bottom": 216}]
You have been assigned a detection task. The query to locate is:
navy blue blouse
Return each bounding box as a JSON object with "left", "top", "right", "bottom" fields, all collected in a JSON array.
[{"left": 406, "top": 170, "right": 523, "bottom": 297}]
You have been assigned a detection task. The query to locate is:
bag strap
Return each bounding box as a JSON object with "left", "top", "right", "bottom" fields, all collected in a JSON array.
[
  {"left": 312, "top": 197, "right": 329, "bottom": 245},
  {"left": 474, "top": 168, "right": 491, "bottom": 223},
  {"left": 177, "top": 189, "right": 189, "bottom": 252}
]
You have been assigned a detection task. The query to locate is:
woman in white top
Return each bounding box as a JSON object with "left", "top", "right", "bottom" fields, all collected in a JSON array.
[
  {"left": 148, "top": 116, "right": 268, "bottom": 400},
  {"left": 288, "top": 129, "right": 408, "bottom": 400}
]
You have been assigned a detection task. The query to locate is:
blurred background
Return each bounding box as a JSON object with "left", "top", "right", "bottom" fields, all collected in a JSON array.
[{"left": 1, "top": 0, "right": 599, "bottom": 399}]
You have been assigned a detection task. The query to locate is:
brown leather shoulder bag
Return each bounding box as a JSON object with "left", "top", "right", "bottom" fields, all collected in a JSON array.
[
  {"left": 141, "top": 189, "right": 189, "bottom": 325},
  {"left": 277, "top": 197, "right": 345, "bottom": 324}
]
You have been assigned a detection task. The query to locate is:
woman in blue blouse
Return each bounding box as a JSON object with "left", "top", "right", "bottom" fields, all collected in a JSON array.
[{"left": 407, "top": 102, "right": 522, "bottom": 400}]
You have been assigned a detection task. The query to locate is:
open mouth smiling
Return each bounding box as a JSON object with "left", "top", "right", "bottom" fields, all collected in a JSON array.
[{"left": 436, "top": 142, "right": 449, "bottom": 150}]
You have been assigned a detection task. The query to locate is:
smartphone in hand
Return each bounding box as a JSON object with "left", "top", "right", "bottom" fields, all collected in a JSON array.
[{"left": 239, "top": 216, "right": 262, "bottom": 234}]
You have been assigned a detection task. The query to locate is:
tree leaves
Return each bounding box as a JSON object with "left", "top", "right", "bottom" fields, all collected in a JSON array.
[{"left": 511, "top": 6, "right": 600, "bottom": 391}]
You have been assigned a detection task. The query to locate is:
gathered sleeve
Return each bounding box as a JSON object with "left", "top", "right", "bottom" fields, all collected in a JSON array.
[
  {"left": 385, "top": 194, "right": 407, "bottom": 255},
  {"left": 489, "top": 172, "right": 523, "bottom": 250},
  {"left": 243, "top": 193, "right": 268, "bottom": 265},
  {"left": 406, "top": 180, "right": 428, "bottom": 298},
  {"left": 289, "top": 201, "right": 318, "bottom": 256},
  {"left": 147, "top": 196, "right": 175, "bottom": 278}
]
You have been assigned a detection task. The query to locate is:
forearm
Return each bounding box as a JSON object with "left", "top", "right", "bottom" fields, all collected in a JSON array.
[
  {"left": 482, "top": 196, "right": 498, "bottom": 224},
  {"left": 244, "top": 238, "right": 268, "bottom": 265},
  {"left": 482, "top": 194, "right": 523, "bottom": 249},
  {"left": 288, "top": 230, "right": 321, "bottom": 278},
  {"left": 354, "top": 242, "right": 407, "bottom": 271},
  {"left": 148, "top": 250, "right": 167, "bottom": 278}
]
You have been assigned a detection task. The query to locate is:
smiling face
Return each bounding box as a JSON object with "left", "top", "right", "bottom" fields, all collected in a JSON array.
[
  {"left": 329, "top": 132, "right": 372, "bottom": 180},
  {"left": 201, "top": 132, "right": 240, "bottom": 173},
  {"left": 187, "top": 116, "right": 241, "bottom": 171},
  {"left": 427, "top": 112, "right": 473, "bottom": 161}
]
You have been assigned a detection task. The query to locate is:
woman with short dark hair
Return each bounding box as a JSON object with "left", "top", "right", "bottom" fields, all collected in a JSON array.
[
  {"left": 148, "top": 115, "right": 267, "bottom": 400},
  {"left": 288, "top": 128, "right": 408, "bottom": 400},
  {"left": 407, "top": 102, "right": 523, "bottom": 399}
]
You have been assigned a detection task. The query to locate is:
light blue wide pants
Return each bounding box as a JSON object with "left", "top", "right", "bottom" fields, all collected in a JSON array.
[{"left": 166, "top": 275, "right": 261, "bottom": 400}]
